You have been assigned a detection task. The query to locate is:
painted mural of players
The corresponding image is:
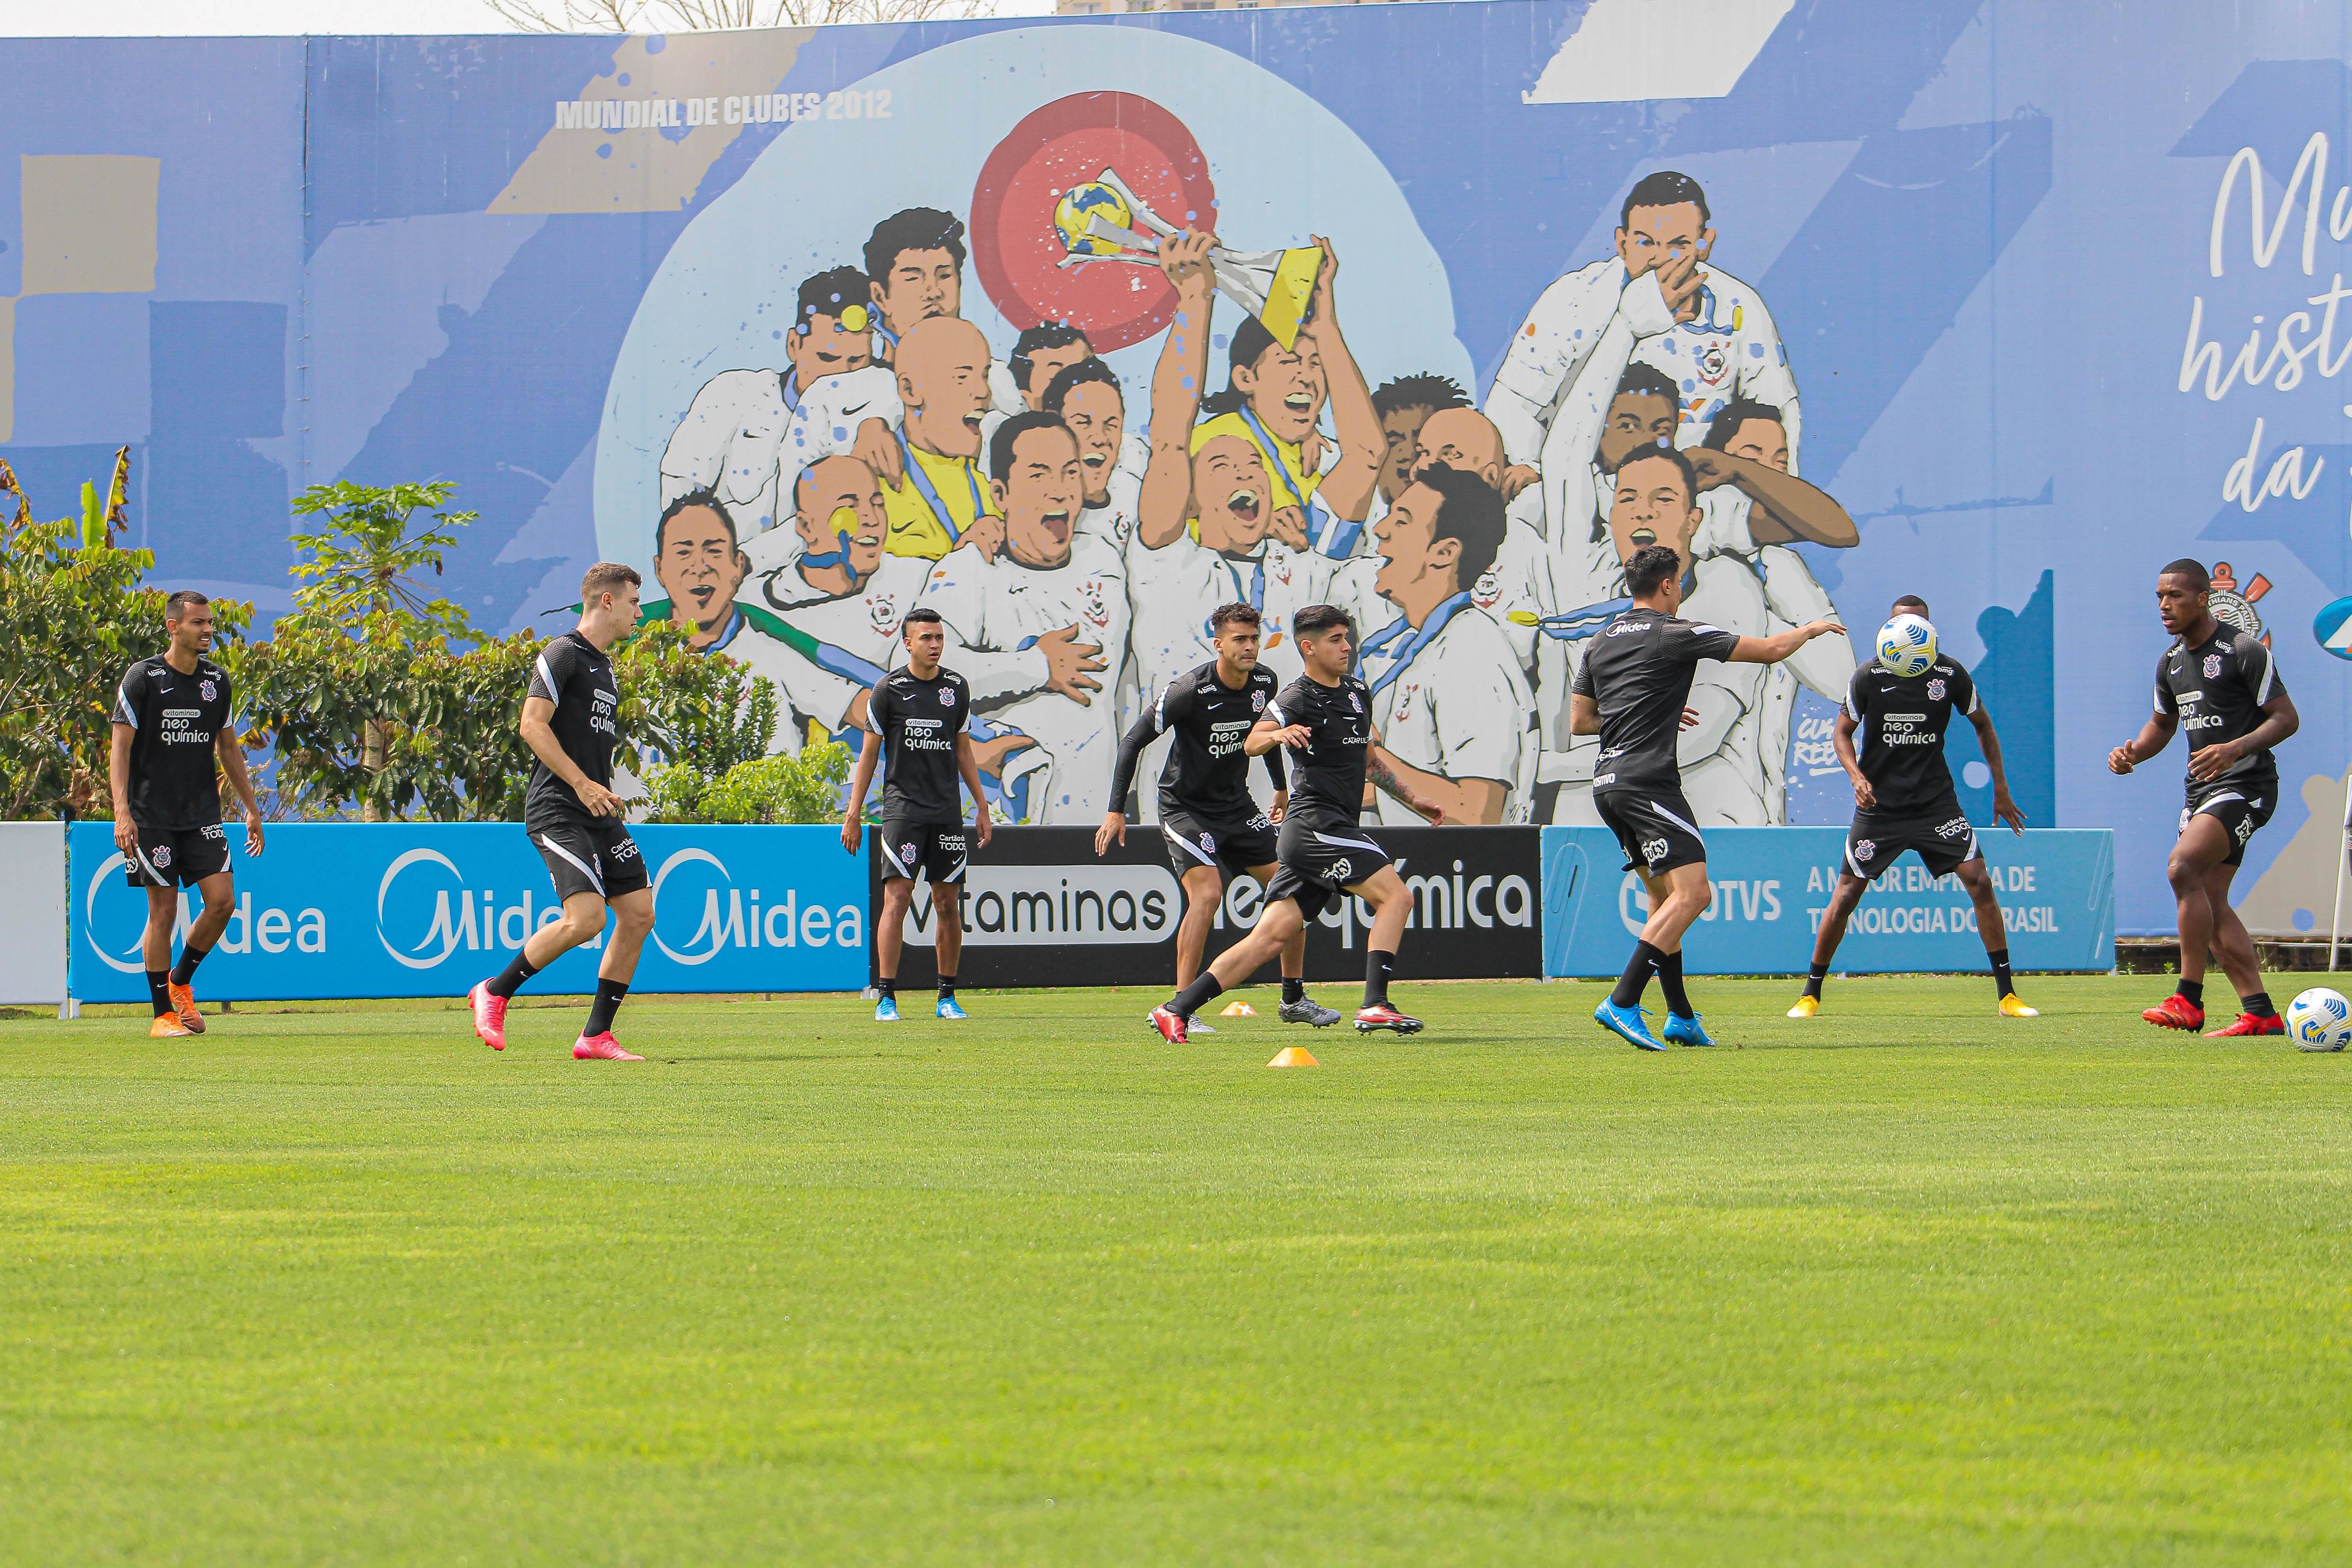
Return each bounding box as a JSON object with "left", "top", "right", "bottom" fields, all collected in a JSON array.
[
  {"left": 877, "top": 316, "right": 1005, "bottom": 562},
  {"left": 1488, "top": 171, "right": 1800, "bottom": 544},
  {"left": 1371, "top": 374, "right": 1473, "bottom": 517},
  {"left": 1041, "top": 358, "right": 1140, "bottom": 553},
  {"left": 918, "top": 410, "right": 1130, "bottom": 823},
  {"left": 644, "top": 489, "right": 754, "bottom": 653},
  {"left": 660, "top": 266, "right": 875, "bottom": 538}
]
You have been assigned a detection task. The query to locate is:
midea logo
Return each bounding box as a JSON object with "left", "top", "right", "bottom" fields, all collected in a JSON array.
[
  {"left": 86, "top": 854, "right": 323, "bottom": 973},
  {"left": 376, "top": 848, "right": 570, "bottom": 970},
  {"left": 651, "top": 847, "right": 862, "bottom": 966}
]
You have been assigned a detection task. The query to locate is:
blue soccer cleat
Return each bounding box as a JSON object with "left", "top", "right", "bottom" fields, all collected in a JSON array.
[
  {"left": 1663, "top": 1011, "right": 1715, "bottom": 1047},
  {"left": 936, "top": 996, "right": 969, "bottom": 1021},
  {"left": 1593, "top": 999, "right": 1666, "bottom": 1051},
  {"left": 874, "top": 996, "right": 900, "bottom": 1024}
]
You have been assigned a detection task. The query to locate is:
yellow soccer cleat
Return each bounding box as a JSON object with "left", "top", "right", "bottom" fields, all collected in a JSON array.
[
  {"left": 1999, "top": 993, "right": 2040, "bottom": 1018},
  {"left": 148, "top": 1013, "right": 193, "bottom": 1039},
  {"left": 1786, "top": 995, "right": 1820, "bottom": 1018}
]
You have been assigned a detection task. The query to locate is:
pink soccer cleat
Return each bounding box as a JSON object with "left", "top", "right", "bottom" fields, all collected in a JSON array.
[
  {"left": 572, "top": 1033, "right": 644, "bottom": 1061},
  {"left": 468, "top": 982, "right": 508, "bottom": 1051},
  {"left": 1146, "top": 1004, "right": 1189, "bottom": 1045}
]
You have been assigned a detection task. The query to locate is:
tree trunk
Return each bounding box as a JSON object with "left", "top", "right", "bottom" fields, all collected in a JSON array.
[{"left": 361, "top": 717, "right": 388, "bottom": 822}]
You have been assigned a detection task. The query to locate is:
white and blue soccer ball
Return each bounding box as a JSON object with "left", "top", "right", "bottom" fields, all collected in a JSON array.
[
  {"left": 1876, "top": 613, "right": 1937, "bottom": 678},
  {"left": 2287, "top": 987, "right": 2352, "bottom": 1052}
]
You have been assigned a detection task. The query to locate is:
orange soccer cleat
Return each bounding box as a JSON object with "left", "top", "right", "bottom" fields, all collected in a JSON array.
[
  {"left": 2141, "top": 994, "right": 2206, "bottom": 1032},
  {"left": 167, "top": 982, "right": 205, "bottom": 1034},
  {"left": 148, "top": 1013, "right": 193, "bottom": 1039}
]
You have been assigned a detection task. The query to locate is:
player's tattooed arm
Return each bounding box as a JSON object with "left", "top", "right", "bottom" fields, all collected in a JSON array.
[
  {"left": 1568, "top": 692, "right": 1601, "bottom": 736},
  {"left": 1367, "top": 741, "right": 1447, "bottom": 825},
  {"left": 2186, "top": 690, "right": 2301, "bottom": 782},
  {"left": 1139, "top": 230, "right": 1218, "bottom": 550}
]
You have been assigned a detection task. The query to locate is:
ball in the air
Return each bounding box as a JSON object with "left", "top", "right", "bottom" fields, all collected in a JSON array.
[
  {"left": 1053, "top": 182, "right": 1132, "bottom": 257},
  {"left": 1876, "top": 613, "right": 1937, "bottom": 678},
  {"left": 2287, "top": 987, "right": 2352, "bottom": 1052}
]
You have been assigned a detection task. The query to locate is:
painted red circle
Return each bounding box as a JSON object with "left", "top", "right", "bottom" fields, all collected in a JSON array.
[{"left": 969, "top": 92, "right": 1217, "bottom": 353}]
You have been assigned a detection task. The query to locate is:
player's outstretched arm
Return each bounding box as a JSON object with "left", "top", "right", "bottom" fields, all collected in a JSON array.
[
  {"left": 1966, "top": 704, "right": 2024, "bottom": 831},
  {"left": 1304, "top": 238, "right": 1385, "bottom": 525},
  {"left": 1687, "top": 450, "right": 1857, "bottom": 548},
  {"left": 955, "top": 733, "right": 993, "bottom": 847},
  {"left": 1366, "top": 742, "right": 1446, "bottom": 825},
  {"left": 1139, "top": 231, "right": 1218, "bottom": 551},
  {"left": 2187, "top": 690, "right": 2300, "bottom": 783},
  {"left": 2108, "top": 709, "right": 2178, "bottom": 775},
  {"left": 216, "top": 725, "right": 265, "bottom": 855},
  {"left": 1245, "top": 715, "right": 1311, "bottom": 755},
  {"left": 1833, "top": 707, "right": 1874, "bottom": 811},
  {"left": 842, "top": 728, "right": 882, "bottom": 854},
  {"left": 1728, "top": 619, "right": 1846, "bottom": 665}
]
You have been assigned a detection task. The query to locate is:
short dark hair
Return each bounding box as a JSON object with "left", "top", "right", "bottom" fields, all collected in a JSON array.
[
  {"left": 1614, "top": 362, "right": 1681, "bottom": 414},
  {"left": 1621, "top": 169, "right": 1711, "bottom": 230},
  {"left": 795, "top": 265, "right": 871, "bottom": 334},
  {"left": 1892, "top": 595, "right": 1930, "bottom": 617},
  {"left": 656, "top": 488, "right": 737, "bottom": 553},
  {"left": 581, "top": 562, "right": 642, "bottom": 604},
  {"left": 1625, "top": 544, "right": 1683, "bottom": 598},
  {"left": 1700, "top": 396, "right": 1786, "bottom": 452},
  {"left": 989, "top": 410, "right": 1075, "bottom": 484},
  {"left": 1041, "top": 357, "right": 1120, "bottom": 416},
  {"left": 2160, "top": 558, "right": 2212, "bottom": 590},
  {"left": 1011, "top": 322, "right": 1089, "bottom": 394},
  {"left": 1292, "top": 603, "right": 1353, "bottom": 639},
  {"left": 1210, "top": 602, "right": 1261, "bottom": 633},
  {"left": 1607, "top": 443, "right": 1700, "bottom": 506},
  {"left": 864, "top": 207, "right": 967, "bottom": 287},
  {"left": 902, "top": 606, "right": 944, "bottom": 635},
  {"left": 1412, "top": 462, "right": 1506, "bottom": 586},
  {"left": 163, "top": 589, "right": 210, "bottom": 621},
  {"left": 1372, "top": 373, "right": 1471, "bottom": 422}
]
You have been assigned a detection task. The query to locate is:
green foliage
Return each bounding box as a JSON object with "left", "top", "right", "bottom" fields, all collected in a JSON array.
[
  {"left": 613, "top": 615, "right": 780, "bottom": 775},
  {"left": 285, "top": 479, "right": 483, "bottom": 641},
  {"left": 643, "top": 740, "right": 851, "bottom": 826}
]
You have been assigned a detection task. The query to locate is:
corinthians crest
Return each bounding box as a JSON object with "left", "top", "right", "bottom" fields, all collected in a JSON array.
[{"left": 2206, "top": 561, "right": 2271, "bottom": 645}]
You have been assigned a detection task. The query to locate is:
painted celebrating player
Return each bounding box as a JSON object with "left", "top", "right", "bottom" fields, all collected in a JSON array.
[
  {"left": 2109, "top": 559, "right": 2299, "bottom": 1036},
  {"left": 1789, "top": 595, "right": 2038, "bottom": 1019},
  {"left": 843, "top": 606, "right": 995, "bottom": 1022},
  {"left": 1098, "top": 602, "right": 1343, "bottom": 1033},
  {"left": 1146, "top": 604, "right": 1446, "bottom": 1044},
  {"left": 467, "top": 564, "right": 657, "bottom": 1061},
  {"left": 1573, "top": 539, "right": 1843, "bottom": 1049},
  {"left": 110, "top": 591, "right": 265, "bottom": 1038}
]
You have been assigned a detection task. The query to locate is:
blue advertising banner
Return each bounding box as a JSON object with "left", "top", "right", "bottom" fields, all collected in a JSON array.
[
  {"left": 67, "top": 822, "right": 866, "bottom": 1003},
  {"left": 1541, "top": 827, "right": 2113, "bottom": 978}
]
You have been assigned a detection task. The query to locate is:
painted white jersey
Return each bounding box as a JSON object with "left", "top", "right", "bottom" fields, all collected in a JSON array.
[
  {"left": 747, "top": 552, "right": 933, "bottom": 736},
  {"left": 917, "top": 535, "right": 1131, "bottom": 823},
  {"left": 710, "top": 612, "right": 866, "bottom": 757},
  {"left": 1360, "top": 601, "right": 1534, "bottom": 825},
  {"left": 661, "top": 368, "right": 794, "bottom": 537},
  {"left": 1077, "top": 461, "right": 1142, "bottom": 555},
  {"left": 1125, "top": 530, "right": 1336, "bottom": 706},
  {"left": 782, "top": 364, "right": 903, "bottom": 474}
]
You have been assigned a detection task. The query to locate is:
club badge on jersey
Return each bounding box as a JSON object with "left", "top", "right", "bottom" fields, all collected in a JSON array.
[{"left": 2203, "top": 653, "right": 2222, "bottom": 680}]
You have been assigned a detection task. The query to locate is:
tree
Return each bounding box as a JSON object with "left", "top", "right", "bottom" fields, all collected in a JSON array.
[
  {"left": 643, "top": 742, "right": 852, "bottom": 826},
  {"left": 483, "top": 0, "right": 996, "bottom": 32}
]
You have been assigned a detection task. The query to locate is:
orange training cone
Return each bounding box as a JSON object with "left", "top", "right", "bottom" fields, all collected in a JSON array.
[
  {"left": 1267, "top": 1046, "right": 1319, "bottom": 1068},
  {"left": 1220, "top": 1001, "right": 1257, "bottom": 1017}
]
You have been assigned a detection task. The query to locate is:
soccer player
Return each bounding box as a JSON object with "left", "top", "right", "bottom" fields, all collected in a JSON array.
[
  {"left": 647, "top": 489, "right": 752, "bottom": 652},
  {"left": 110, "top": 591, "right": 264, "bottom": 1038},
  {"left": 2110, "top": 559, "right": 2300, "bottom": 1035},
  {"left": 878, "top": 316, "right": 1003, "bottom": 561},
  {"left": 1040, "top": 358, "right": 1142, "bottom": 552},
  {"left": 1573, "top": 542, "right": 1843, "bottom": 1049},
  {"left": 1372, "top": 373, "right": 1474, "bottom": 512},
  {"left": 842, "top": 606, "right": 995, "bottom": 1022},
  {"left": 1145, "top": 604, "right": 1446, "bottom": 1044},
  {"left": 1098, "top": 602, "right": 1342, "bottom": 1031},
  {"left": 1789, "top": 595, "right": 2038, "bottom": 1019},
  {"left": 466, "top": 564, "right": 657, "bottom": 1061}
]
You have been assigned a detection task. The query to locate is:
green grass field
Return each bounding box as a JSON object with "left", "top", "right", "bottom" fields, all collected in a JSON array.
[{"left": 5, "top": 973, "right": 2350, "bottom": 1565}]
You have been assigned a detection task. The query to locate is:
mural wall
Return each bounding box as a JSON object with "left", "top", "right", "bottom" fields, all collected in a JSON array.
[{"left": 5, "top": 1, "right": 2350, "bottom": 937}]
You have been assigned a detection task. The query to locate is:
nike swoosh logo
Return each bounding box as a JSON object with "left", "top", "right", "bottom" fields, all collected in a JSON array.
[{"left": 840, "top": 401, "right": 870, "bottom": 416}]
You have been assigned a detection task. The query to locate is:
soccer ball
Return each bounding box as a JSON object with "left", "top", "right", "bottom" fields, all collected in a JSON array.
[
  {"left": 1053, "top": 182, "right": 1133, "bottom": 257},
  {"left": 1876, "top": 613, "right": 1937, "bottom": 678},
  {"left": 2287, "top": 987, "right": 2352, "bottom": 1052}
]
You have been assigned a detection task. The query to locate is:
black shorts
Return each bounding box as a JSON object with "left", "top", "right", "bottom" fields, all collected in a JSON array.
[
  {"left": 878, "top": 817, "right": 969, "bottom": 886},
  {"left": 1262, "top": 815, "right": 1390, "bottom": 922},
  {"left": 123, "top": 822, "right": 229, "bottom": 889},
  {"left": 1846, "top": 797, "right": 1981, "bottom": 881},
  {"left": 1160, "top": 805, "right": 1279, "bottom": 881},
  {"left": 529, "top": 817, "right": 649, "bottom": 902},
  {"left": 1595, "top": 789, "right": 1707, "bottom": 877},
  {"left": 2182, "top": 783, "right": 2277, "bottom": 869}
]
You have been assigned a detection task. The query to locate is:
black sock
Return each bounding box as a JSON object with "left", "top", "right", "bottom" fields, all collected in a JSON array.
[
  {"left": 171, "top": 944, "right": 211, "bottom": 987},
  {"left": 1804, "top": 962, "right": 1828, "bottom": 1000},
  {"left": 485, "top": 951, "right": 540, "bottom": 1000},
  {"left": 1987, "top": 947, "right": 2015, "bottom": 999},
  {"left": 1281, "top": 977, "right": 1305, "bottom": 1005},
  {"left": 2178, "top": 978, "right": 2205, "bottom": 1010},
  {"left": 584, "top": 979, "right": 629, "bottom": 1038},
  {"left": 1364, "top": 950, "right": 1395, "bottom": 1009},
  {"left": 2245, "top": 990, "right": 2276, "bottom": 1018},
  {"left": 877, "top": 976, "right": 895, "bottom": 999},
  {"left": 1657, "top": 949, "right": 1692, "bottom": 1018},
  {"left": 1171, "top": 972, "right": 1223, "bottom": 1019},
  {"left": 146, "top": 969, "right": 174, "bottom": 1018},
  {"left": 1610, "top": 941, "right": 1661, "bottom": 1009},
  {"left": 938, "top": 974, "right": 956, "bottom": 1000}
]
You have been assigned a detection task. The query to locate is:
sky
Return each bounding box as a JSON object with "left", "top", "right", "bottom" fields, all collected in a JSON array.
[{"left": 0, "top": 0, "right": 1056, "bottom": 34}]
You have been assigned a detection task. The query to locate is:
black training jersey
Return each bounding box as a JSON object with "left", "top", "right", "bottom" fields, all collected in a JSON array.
[
  {"left": 524, "top": 631, "right": 622, "bottom": 826},
  {"left": 1845, "top": 656, "right": 1977, "bottom": 808},
  {"left": 1572, "top": 610, "right": 1741, "bottom": 795},
  {"left": 1268, "top": 672, "right": 1374, "bottom": 824},
  {"left": 2156, "top": 628, "right": 2285, "bottom": 796},
  {"left": 112, "top": 655, "right": 232, "bottom": 830},
  {"left": 1109, "top": 661, "right": 1286, "bottom": 819},
  {"left": 868, "top": 666, "right": 971, "bottom": 826}
]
